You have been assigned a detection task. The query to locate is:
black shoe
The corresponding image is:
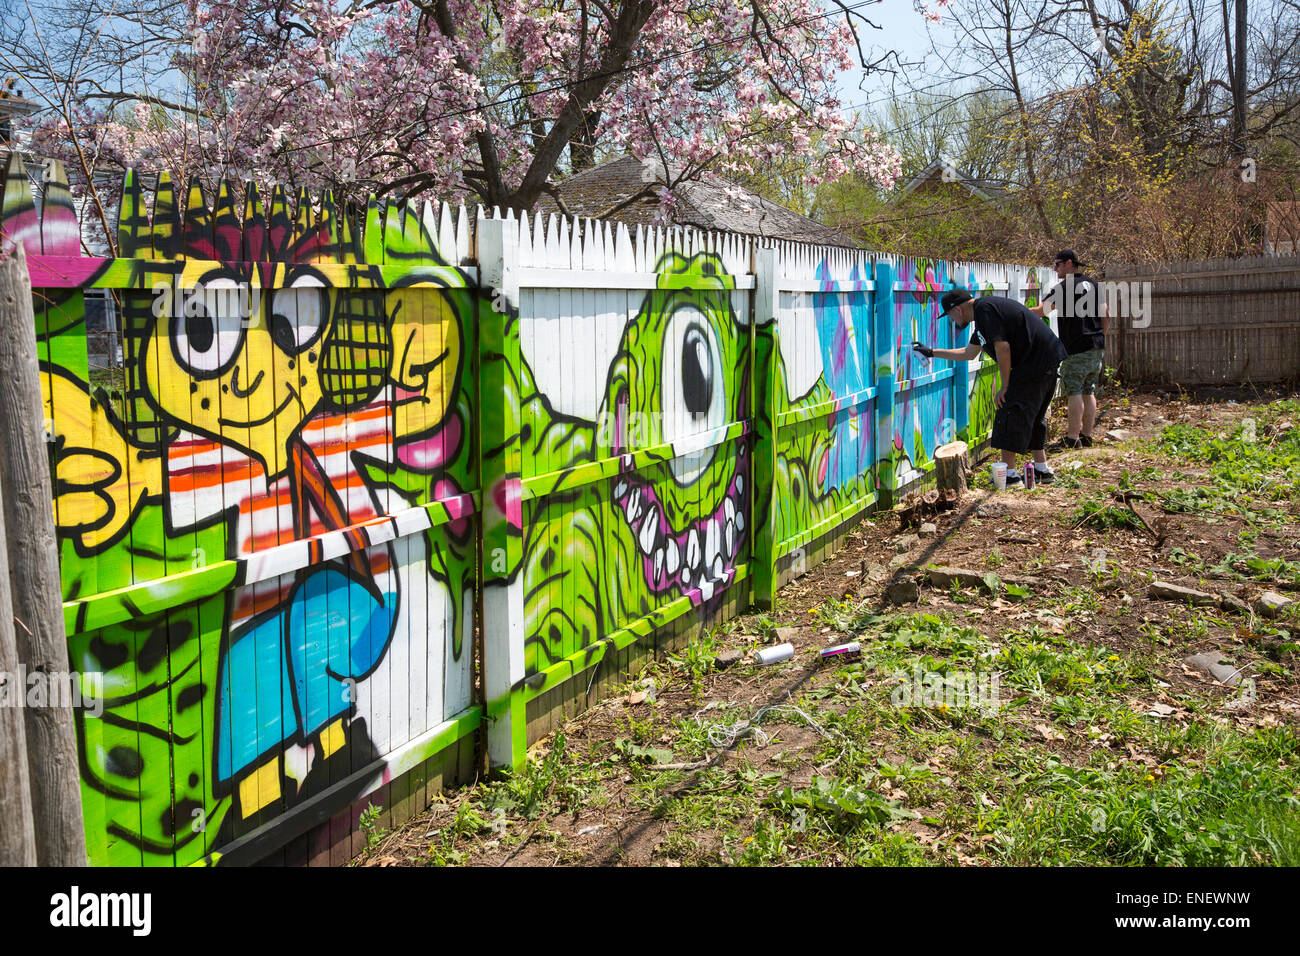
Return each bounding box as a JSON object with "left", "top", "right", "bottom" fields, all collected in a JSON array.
[
  {"left": 1034, "top": 466, "right": 1055, "bottom": 484},
  {"left": 1004, "top": 471, "right": 1023, "bottom": 487},
  {"left": 1049, "top": 436, "right": 1082, "bottom": 451},
  {"left": 1079, "top": 434, "right": 1094, "bottom": 447}
]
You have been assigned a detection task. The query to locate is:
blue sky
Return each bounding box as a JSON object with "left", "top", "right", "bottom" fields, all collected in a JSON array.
[{"left": 832, "top": 1, "right": 957, "bottom": 128}]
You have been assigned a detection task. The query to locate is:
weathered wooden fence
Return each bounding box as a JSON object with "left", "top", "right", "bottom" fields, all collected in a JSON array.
[
  {"left": 2, "top": 153, "right": 1044, "bottom": 866},
  {"left": 1102, "top": 254, "right": 1300, "bottom": 387}
]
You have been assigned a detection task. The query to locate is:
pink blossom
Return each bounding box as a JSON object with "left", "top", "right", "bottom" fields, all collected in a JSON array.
[{"left": 37, "top": 0, "right": 907, "bottom": 208}]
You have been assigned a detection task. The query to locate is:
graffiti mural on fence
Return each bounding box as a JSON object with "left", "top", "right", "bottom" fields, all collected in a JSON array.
[
  {"left": 5, "top": 156, "right": 479, "bottom": 865},
  {"left": 518, "top": 250, "right": 748, "bottom": 675},
  {"left": 891, "top": 258, "right": 951, "bottom": 479},
  {"left": 5, "top": 153, "right": 1033, "bottom": 866},
  {"left": 765, "top": 257, "right": 877, "bottom": 554},
  {"left": 965, "top": 269, "right": 999, "bottom": 446}
]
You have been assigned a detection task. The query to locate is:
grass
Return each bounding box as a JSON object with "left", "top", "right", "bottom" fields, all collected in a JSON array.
[
  {"left": 1157, "top": 404, "right": 1300, "bottom": 525},
  {"left": 363, "top": 395, "right": 1300, "bottom": 869},
  {"left": 401, "top": 592, "right": 1299, "bottom": 867}
]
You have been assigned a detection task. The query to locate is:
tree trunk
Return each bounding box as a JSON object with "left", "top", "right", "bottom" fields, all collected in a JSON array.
[
  {"left": 569, "top": 109, "right": 603, "bottom": 172},
  {"left": 0, "top": 244, "right": 86, "bottom": 866},
  {"left": 1002, "top": 5, "right": 1055, "bottom": 242},
  {"left": 935, "top": 440, "right": 970, "bottom": 495},
  {"left": 1233, "top": 0, "right": 1248, "bottom": 155}
]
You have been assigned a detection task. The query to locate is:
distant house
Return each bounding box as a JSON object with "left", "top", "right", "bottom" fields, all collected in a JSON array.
[
  {"left": 0, "top": 80, "right": 38, "bottom": 148},
  {"left": 1264, "top": 201, "right": 1299, "bottom": 256},
  {"left": 539, "top": 153, "right": 859, "bottom": 247},
  {"left": 895, "top": 159, "right": 1011, "bottom": 204}
]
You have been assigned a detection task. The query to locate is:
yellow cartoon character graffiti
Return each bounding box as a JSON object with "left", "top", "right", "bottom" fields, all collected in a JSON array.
[{"left": 47, "top": 253, "right": 465, "bottom": 849}]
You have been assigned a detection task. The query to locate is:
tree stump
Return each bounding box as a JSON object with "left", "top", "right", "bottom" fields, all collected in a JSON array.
[{"left": 934, "top": 440, "right": 970, "bottom": 495}]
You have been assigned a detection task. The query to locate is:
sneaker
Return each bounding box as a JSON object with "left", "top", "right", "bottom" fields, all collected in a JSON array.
[
  {"left": 1079, "top": 434, "right": 1094, "bottom": 447},
  {"left": 1049, "top": 436, "right": 1082, "bottom": 451},
  {"left": 1034, "top": 464, "right": 1055, "bottom": 484},
  {"left": 1004, "top": 471, "right": 1023, "bottom": 487}
]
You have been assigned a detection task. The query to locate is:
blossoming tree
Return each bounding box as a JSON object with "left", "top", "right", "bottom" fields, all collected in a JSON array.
[{"left": 7, "top": 0, "right": 930, "bottom": 233}]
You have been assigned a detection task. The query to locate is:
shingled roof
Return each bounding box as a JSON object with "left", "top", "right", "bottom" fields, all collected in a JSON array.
[
  {"left": 896, "top": 159, "right": 1011, "bottom": 202},
  {"left": 538, "top": 154, "right": 860, "bottom": 247}
]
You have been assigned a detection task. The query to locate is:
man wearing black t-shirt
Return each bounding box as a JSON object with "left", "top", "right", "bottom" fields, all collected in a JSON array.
[
  {"left": 1032, "top": 249, "right": 1108, "bottom": 449},
  {"left": 914, "top": 289, "right": 1068, "bottom": 486}
]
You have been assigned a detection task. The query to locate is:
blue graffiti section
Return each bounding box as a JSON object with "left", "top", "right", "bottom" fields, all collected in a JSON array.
[
  {"left": 812, "top": 260, "right": 874, "bottom": 491},
  {"left": 891, "top": 258, "right": 954, "bottom": 473}
]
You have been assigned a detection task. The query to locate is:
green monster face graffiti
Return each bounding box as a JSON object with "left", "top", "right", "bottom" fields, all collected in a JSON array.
[
  {"left": 520, "top": 251, "right": 748, "bottom": 674},
  {"left": 600, "top": 255, "right": 748, "bottom": 602}
]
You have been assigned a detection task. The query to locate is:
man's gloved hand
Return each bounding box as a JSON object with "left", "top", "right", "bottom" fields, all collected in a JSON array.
[{"left": 911, "top": 341, "right": 934, "bottom": 358}]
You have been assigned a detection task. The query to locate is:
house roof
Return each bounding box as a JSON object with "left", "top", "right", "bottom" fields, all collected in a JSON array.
[
  {"left": 0, "top": 80, "right": 39, "bottom": 117},
  {"left": 896, "top": 159, "right": 1010, "bottom": 202},
  {"left": 538, "top": 154, "right": 860, "bottom": 247}
]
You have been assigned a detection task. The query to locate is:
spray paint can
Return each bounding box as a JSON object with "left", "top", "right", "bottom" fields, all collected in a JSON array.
[
  {"left": 753, "top": 642, "right": 794, "bottom": 665},
  {"left": 819, "top": 641, "right": 862, "bottom": 662},
  {"left": 1024, "top": 463, "right": 1035, "bottom": 490}
]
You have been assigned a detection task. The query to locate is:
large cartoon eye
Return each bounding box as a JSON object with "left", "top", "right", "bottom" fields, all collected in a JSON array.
[
  {"left": 170, "top": 293, "right": 244, "bottom": 377},
  {"left": 269, "top": 286, "right": 328, "bottom": 355},
  {"left": 682, "top": 326, "right": 713, "bottom": 417},
  {"left": 662, "top": 305, "right": 727, "bottom": 485}
]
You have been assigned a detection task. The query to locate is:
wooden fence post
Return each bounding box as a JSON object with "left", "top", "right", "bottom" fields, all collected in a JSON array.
[
  {"left": 750, "top": 246, "right": 779, "bottom": 608},
  {"left": 0, "top": 471, "right": 36, "bottom": 865},
  {"left": 476, "top": 219, "right": 527, "bottom": 771},
  {"left": 0, "top": 244, "right": 86, "bottom": 865}
]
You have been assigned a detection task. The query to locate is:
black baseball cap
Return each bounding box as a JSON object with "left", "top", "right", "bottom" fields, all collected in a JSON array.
[
  {"left": 939, "top": 289, "right": 973, "bottom": 317},
  {"left": 1054, "top": 249, "right": 1080, "bottom": 265}
]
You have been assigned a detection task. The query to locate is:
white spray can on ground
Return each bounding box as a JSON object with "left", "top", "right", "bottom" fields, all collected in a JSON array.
[{"left": 753, "top": 643, "right": 794, "bottom": 665}]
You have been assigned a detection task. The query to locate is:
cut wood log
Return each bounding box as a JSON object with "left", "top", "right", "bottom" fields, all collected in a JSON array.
[{"left": 934, "top": 440, "right": 970, "bottom": 495}]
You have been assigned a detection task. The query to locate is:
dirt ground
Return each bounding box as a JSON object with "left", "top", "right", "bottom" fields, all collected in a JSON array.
[{"left": 359, "top": 384, "right": 1300, "bottom": 867}]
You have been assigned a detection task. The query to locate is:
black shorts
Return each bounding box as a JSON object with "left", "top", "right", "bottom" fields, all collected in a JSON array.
[{"left": 990, "top": 367, "right": 1057, "bottom": 453}]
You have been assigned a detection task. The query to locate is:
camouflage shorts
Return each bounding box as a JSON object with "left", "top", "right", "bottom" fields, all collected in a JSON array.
[{"left": 1060, "top": 348, "right": 1104, "bottom": 396}]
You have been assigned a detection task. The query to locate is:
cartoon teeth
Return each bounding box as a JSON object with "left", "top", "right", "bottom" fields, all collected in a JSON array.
[
  {"left": 724, "top": 498, "right": 736, "bottom": 557},
  {"left": 686, "top": 528, "right": 701, "bottom": 569},
  {"left": 704, "top": 516, "right": 720, "bottom": 568},
  {"left": 638, "top": 507, "right": 659, "bottom": 555},
  {"left": 618, "top": 458, "right": 749, "bottom": 598}
]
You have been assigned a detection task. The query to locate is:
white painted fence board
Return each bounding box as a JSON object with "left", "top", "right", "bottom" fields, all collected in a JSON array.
[{"left": 515, "top": 268, "right": 756, "bottom": 291}]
